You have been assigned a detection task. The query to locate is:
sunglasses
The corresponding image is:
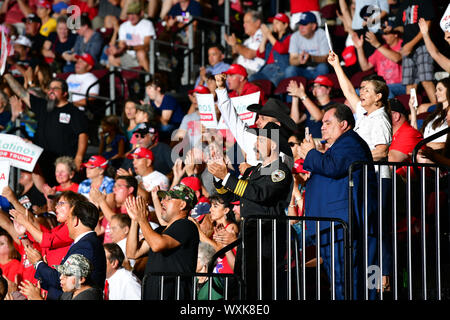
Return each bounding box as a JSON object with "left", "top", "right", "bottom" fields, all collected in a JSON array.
[
  {"left": 288, "top": 142, "right": 300, "bottom": 147},
  {"left": 134, "top": 132, "right": 149, "bottom": 138}
]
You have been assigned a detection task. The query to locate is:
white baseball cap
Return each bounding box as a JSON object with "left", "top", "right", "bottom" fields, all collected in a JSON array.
[{"left": 13, "top": 35, "right": 32, "bottom": 48}]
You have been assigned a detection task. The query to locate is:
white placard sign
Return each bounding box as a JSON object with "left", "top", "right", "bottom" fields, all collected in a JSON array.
[
  {"left": 196, "top": 93, "right": 218, "bottom": 129},
  {"left": 441, "top": 4, "right": 450, "bottom": 32},
  {"left": 0, "top": 160, "right": 10, "bottom": 193},
  {"left": 0, "top": 134, "right": 43, "bottom": 171},
  {"left": 0, "top": 29, "right": 7, "bottom": 76},
  {"left": 325, "top": 23, "right": 333, "bottom": 52},
  {"left": 230, "top": 91, "right": 260, "bottom": 126}
]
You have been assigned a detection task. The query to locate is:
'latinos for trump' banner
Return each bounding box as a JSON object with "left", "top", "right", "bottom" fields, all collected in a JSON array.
[
  {"left": 0, "top": 134, "right": 43, "bottom": 171},
  {"left": 196, "top": 93, "right": 218, "bottom": 129},
  {"left": 230, "top": 91, "right": 260, "bottom": 126}
]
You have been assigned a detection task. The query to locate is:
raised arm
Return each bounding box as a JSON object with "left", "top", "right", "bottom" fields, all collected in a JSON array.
[
  {"left": 352, "top": 33, "right": 373, "bottom": 71},
  {"left": 327, "top": 51, "right": 360, "bottom": 112},
  {"left": 3, "top": 74, "right": 30, "bottom": 107},
  {"left": 287, "top": 80, "right": 324, "bottom": 122},
  {"left": 365, "top": 31, "right": 402, "bottom": 63},
  {"left": 418, "top": 18, "right": 450, "bottom": 73},
  {"left": 125, "top": 196, "right": 150, "bottom": 259}
]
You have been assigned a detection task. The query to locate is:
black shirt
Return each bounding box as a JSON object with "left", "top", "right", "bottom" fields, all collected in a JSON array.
[
  {"left": 144, "top": 218, "right": 199, "bottom": 300},
  {"left": 30, "top": 94, "right": 88, "bottom": 157},
  {"left": 47, "top": 32, "right": 77, "bottom": 57},
  {"left": 394, "top": 0, "right": 435, "bottom": 48},
  {"left": 18, "top": 185, "right": 47, "bottom": 210}
]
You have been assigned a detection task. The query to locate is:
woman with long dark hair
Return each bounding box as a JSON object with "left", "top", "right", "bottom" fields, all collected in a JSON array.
[{"left": 412, "top": 77, "right": 450, "bottom": 151}]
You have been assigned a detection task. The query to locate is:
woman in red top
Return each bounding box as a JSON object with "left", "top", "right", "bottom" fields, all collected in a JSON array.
[
  {"left": 43, "top": 156, "right": 79, "bottom": 196},
  {"left": 0, "top": 231, "right": 22, "bottom": 283},
  {"left": 10, "top": 191, "right": 87, "bottom": 267}
]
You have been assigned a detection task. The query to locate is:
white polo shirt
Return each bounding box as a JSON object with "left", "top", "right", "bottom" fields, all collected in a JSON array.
[
  {"left": 354, "top": 102, "right": 392, "bottom": 179},
  {"left": 236, "top": 28, "right": 265, "bottom": 74}
]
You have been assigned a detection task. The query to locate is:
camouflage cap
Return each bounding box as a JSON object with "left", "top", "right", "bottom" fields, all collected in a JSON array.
[
  {"left": 53, "top": 254, "right": 93, "bottom": 278},
  {"left": 127, "top": 1, "right": 142, "bottom": 14},
  {"left": 157, "top": 184, "right": 198, "bottom": 210}
]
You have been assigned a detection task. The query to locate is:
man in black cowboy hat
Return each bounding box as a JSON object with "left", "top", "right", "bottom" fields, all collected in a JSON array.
[
  {"left": 215, "top": 74, "right": 296, "bottom": 170},
  {"left": 208, "top": 120, "right": 293, "bottom": 299}
]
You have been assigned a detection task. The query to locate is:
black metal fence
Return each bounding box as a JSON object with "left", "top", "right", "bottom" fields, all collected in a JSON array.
[{"left": 348, "top": 161, "right": 450, "bottom": 300}]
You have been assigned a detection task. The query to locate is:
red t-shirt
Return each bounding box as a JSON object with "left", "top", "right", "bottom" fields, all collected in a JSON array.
[
  {"left": 390, "top": 120, "right": 423, "bottom": 176},
  {"left": 55, "top": 182, "right": 79, "bottom": 193},
  {"left": 389, "top": 120, "right": 423, "bottom": 155},
  {"left": 3, "top": 0, "right": 38, "bottom": 24},
  {"left": 39, "top": 223, "right": 73, "bottom": 267},
  {"left": 0, "top": 259, "right": 23, "bottom": 283},
  {"left": 229, "top": 81, "right": 266, "bottom": 105},
  {"left": 70, "top": 0, "right": 99, "bottom": 20},
  {"left": 368, "top": 40, "right": 403, "bottom": 85},
  {"left": 290, "top": 0, "right": 320, "bottom": 14},
  {"left": 14, "top": 234, "right": 42, "bottom": 284}
]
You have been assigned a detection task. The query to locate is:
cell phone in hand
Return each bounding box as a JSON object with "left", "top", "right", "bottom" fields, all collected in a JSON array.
[{"left": 305, "top": 127, "right": 310, "bottom": 142}]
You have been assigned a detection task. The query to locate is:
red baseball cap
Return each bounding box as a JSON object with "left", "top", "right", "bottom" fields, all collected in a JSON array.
[
  {"left": 181, "top": 176, "right": 202, "bottom": 192},
  {"left": 127, "top": 147, "right": 154, "bottom": 161},
  {"left": 224, "top": 64, "right": 248, "bottom": 78},
  {"left": 313, "top": 75, "right": 333, "bottom": 88},
  {"left": 231, "top": 200, "right": 240, "bottom": 205},
  {"left": 341, "top": 46, "right": 357, "bottom": 67},
  {"left": 292, "top": 158, "right": 309, "bottom": 174},
  {"left": 75, "top": 53, "right": 96, "bottom": 67},
  {"left": 188, "top": 85, "right": 210, "bottom": 95},
  {"left": 37, "top": 0, "right": 51, "bottom": 9},
  {"left": 82, "top": 155, "right": 108, "bottom": 169},
  {"left": 268, "top": 13, "right": 290, "bottom": 24}
]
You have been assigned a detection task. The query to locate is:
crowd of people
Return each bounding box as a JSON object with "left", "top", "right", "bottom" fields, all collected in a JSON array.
[{"left": 0, "top": 0, "right": 449, "bottom": 301}]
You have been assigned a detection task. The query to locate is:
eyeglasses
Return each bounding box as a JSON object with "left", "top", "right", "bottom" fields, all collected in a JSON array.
[
  {"left": 134, "top": 133, "right": 149, "bottom": 139},
  {"left": 56, "top": 201, "right": 68, "bottom": 207},
  {"left": 48, "top": 86, "right": 63, "bottom": 91},
  {"left": 288, "top": 142, "right": 300, "bottom": 147}
]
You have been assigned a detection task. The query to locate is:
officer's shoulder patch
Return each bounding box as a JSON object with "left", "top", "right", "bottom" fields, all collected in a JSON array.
[{"left": 271, "top": 169, "right": 285, "bottom": 183}]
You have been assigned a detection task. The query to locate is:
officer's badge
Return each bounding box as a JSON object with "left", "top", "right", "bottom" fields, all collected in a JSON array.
[{"left": 271, "top": 169, "right": 285, "bottom": 183}]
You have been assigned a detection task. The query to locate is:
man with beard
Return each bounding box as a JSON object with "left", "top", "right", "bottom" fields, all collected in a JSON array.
[{"left": 4, "top": 75, "right": 89, "bottom": 186}]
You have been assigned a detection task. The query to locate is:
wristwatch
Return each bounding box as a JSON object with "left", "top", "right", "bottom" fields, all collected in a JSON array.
[{"left": 300, "top": 95, "right": 308, "bottom": 101}]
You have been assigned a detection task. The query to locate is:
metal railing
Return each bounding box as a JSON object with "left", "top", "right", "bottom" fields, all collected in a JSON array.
[
  {"left": 348, "top": 160, "right": 450, "bottom": 300},
  {"left": 241, "top": 215, "right": 350, "bottom": 300},
  {"left": 141, "top": 272, "right": 242, "bottom": 300}
]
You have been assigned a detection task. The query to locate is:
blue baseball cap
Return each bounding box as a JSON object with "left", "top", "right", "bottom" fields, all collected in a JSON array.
[{"left": 298, "top": 12, "right": 317, "bottom": 25}]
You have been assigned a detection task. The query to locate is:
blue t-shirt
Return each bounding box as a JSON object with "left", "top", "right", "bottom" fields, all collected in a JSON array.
[
  {"left": 168, "top": 0, "right": 202, "bottom": 17},
  {"left": 78, "top": 176, "right": 115, "bottom": 198},
  {"left": 151, "top": 94, "right": 184, "bottom": 125},
  {"left": 102, "top": 134, "right": 126, "bottom": 159}
]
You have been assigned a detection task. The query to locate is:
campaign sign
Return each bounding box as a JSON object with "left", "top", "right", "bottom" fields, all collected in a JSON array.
[
  {"left": 197, "top": 93, "right": 218, "bottom": 129},
  {"left": 230, "top": 91, "right": 260, "bottom": 126},
  {"left": 0, "top": 134, "right": 43, "bottom": 171},
  {"left": 0, "top": 29, "right": 7, "bottom": 76},
  {"left": 0, "top": 160, "right": 9, "bottom": 193}
]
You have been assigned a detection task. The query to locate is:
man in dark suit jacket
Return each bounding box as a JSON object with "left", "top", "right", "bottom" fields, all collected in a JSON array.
[
  {"left": 299, "top": 103, "right": 379, "bottom": 300},
  {"left": 26, "top": 201, "right": 106, "bottom": 300}
]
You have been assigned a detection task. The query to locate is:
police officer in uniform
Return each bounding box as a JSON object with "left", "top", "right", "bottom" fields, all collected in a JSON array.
[
  {"left": 214, "top": 73, "right": 296, "bottom": 170},
  {"left": 207, "top": 121, "right": 293, "bottom": 299}
]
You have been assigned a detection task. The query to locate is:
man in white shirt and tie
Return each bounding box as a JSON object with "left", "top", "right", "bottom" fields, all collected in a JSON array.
[{"left": 104, "top": 242, "right": 141, "bottom": 300}]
